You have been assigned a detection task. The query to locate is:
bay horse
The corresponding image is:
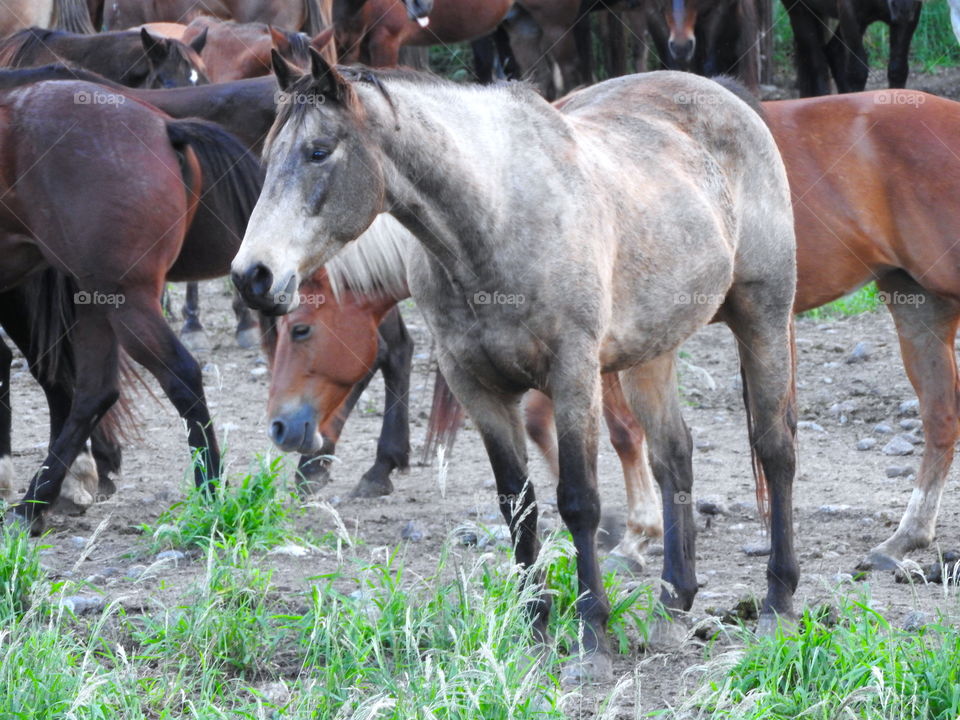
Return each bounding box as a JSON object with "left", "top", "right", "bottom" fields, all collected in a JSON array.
[
  {"left": 100, "top": 0, "right": 332, "bottom": 34},
  {"left": 783, "top": 0, "right": 923, "bottom": 96},
  {"left": 0, "top": 79, "right": 261, "bottom": 531},
  {"left": 333, "top": 0, "right": 510, "bottom": 67},
  {"left": 0, "top": 0, "right": 95, "bottom": 36},
  {"left": 643, "top": 0, "right": 760, "bottom": 90},
  {"left": 0, "top": 28, "right": 209, "bottom": 89},
  {"left": 232, "top": 57, "right": 799, "bottom": 679}
]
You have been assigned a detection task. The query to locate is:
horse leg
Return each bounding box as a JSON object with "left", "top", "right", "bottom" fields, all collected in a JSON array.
[
  {"left": 7, "top": 308, "right": 119, "bottom": 531},
  {"left": 621, "top": 355, "right": 698, "bottom": 617},
  {"left": 724, "top": 289, "right": 799, "bottom": 626},
  {"left": 111, "top": 295, "right": 220, "bottom": 491},
  {"left": 231, "top": 288, "right": 260, "bottom": 349},
  {"left": 440, "top": 358, "right": 550, "bottom": 636},
  {"left": 858, "top": 274, "right": 959, "bottom": 570},
  {"left": 549, "top": 352, "right": 613, "bottom": 682},
  {"left": 785, "top": 2, "right": 832, "bottom": 96},
  {"left": 573, "top": 5, "right": 594, "bottom": 83},
  {"left": 90, "top": 421, "right": 121, "bottom": 498},
  {"left": 0, "top": 334, "right": 13, "bottom": 501},
  {"left": 351, "top": 307, "right": 412, "bottom": 498},
  {"left": 602, "top": 372, "right": 662, "bottom": 572},
  {"left": 887, "top": 7, "right": 920, "bottom": 88},
  {"left": 473, "top": 34, "right": 498, "bottom": 83}
]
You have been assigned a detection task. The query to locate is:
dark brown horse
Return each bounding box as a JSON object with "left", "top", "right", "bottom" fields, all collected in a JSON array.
[
  {"left": 783, "top": 0, "right": 922, "bottom": 96},
  {"left": 643, "top": 0, "right": 760, "bottom": 90},
  {"left": 0, "top": 28, "right": 209, "bottom": 89},
  {"left": 0, "top": 80, "right": 261, "bottom": 530},
  {"left": 100, "top": 0, "right": 332, "bottom": 34},
  {"left": 334, "top": 0, "right": 509, "bottom": 67}
]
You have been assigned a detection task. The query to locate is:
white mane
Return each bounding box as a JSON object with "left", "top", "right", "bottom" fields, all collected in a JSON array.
[{"left": 324, "top": 213, "right": 417, "bottom": 303}]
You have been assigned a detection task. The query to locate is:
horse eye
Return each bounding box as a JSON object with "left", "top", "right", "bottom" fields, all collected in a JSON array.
[
  {"left": 308, "top": 148, "right": 329, "bottom": 163},
  {"left": 291, "top": 324, "right": 312, "bottom": 341}
]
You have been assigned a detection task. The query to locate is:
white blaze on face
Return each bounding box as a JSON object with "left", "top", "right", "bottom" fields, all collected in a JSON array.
[
  {"left": 189, "top": 69, "right": 199, "bottom": 85},
  {"left": 417, "top": 16, "right": 430, "bottom": 27}
]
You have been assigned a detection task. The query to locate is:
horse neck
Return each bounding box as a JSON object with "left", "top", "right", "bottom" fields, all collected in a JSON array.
[{"left": 356, "top": 79, "right": 571, "bottom": 285}]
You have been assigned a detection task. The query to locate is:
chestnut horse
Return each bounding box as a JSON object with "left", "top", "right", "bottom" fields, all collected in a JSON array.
[
  {"left": 0, "top": 80, "right": 261, "bottom": 531},
  {"left": 333, "top": 0, "right": 510, "bottom": 67},
  {"left": 0, "top": 28, "right": 209, "bottom": 89},
  {"left": 644, "top": 0, "right": 760, "bottom": 90},
  {"left": 100, "top": 0, "right": 332, "bottom": 34},
  {"left": 0, "top": 0, "right": 94, "bottom": 36},
  {"left": 783, "top": 0, "right": 923, "bottom": 96}
]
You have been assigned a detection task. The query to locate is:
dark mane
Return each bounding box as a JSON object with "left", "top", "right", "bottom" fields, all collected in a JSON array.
[{"left": 0, "top": 28, "right": 59, "bottom": 68}]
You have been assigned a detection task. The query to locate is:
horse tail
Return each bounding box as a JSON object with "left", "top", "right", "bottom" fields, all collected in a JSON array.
[
  {"left": 51, "top": 0, "right": 96, "bottom": 34},
  {"left": 21, "top": 270, "right": 140, "bottom": 450},
  {"left": 422, "top": 367, "right": 466, "bottom": 464},
  {"left": 165, "top": 119, "right": 263, "bottom": 261}
]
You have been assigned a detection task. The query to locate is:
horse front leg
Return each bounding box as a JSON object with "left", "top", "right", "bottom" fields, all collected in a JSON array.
[
  {"left": 351, "top": 308, "right": 412, "bottom": 498},
  {"left": 887, "top": 5, "right": 921, "bottom": 88}
]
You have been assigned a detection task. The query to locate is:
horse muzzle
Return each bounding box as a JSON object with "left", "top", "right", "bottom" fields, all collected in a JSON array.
[
  {"left": 231, "top": 263, "right": 299, "bottom": 316},
  {"left": 668, "top": 37, "right": 696, "bottom": 67},
  {"left": 269, "top": 404, "right": 322, "bottom": 454},
  {"left": 407, "top": 0, "right": 433, "bottom": 23}
]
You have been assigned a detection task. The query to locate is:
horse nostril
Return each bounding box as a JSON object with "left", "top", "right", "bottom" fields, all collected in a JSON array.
[
  {"left": 248, "top": 263, "right": 274, "bottom": 297},
  {"left": 270, "top": 419, "right": 287, "bottom": 445}
]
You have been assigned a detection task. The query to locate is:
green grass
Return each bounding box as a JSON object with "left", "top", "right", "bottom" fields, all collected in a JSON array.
[
  {"left": 0, "top": 523, "right": 48, "bottom": 620},
  {"left": 801, "top": 282, "right": 883, "bottom": 319},
  {"left": 141, "top": 457, "right": 299, "bottom": 552},
  {"left": 684, "top": 597, "right": 960, "bottom": 720}
]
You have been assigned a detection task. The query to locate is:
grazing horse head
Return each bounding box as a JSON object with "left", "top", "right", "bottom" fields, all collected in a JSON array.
[
  {"left": 266, "top": 270, "right": 388, "bottom": 454},
  {"left": 233, "top": 50, "right": 386, "bottom": 314},
  {"left": 405, "top": 0, "right": 434, "bottom": 24},
  {"left": 137, "top": 28, "right": 209, "bottom": 88}
]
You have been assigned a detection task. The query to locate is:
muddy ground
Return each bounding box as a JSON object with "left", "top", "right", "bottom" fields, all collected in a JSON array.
[{"left": 8, "top": 66, "right": 960, "bottom": 716}]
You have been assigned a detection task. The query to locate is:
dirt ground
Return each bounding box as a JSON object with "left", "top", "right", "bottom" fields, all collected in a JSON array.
[{"left": 8, "top": 67, "right": 960, "bottom": 716}]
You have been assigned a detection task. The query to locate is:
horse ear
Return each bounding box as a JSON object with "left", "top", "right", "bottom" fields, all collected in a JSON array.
[
  {"left": 310, "top": 27, "right": 335, "bottom": 54},
  {"left": 140, "top": 28, "right": 169, "bottom": 64},
  {"left": 189, "top": 27, "right": 208, "bottom": 55},
  {"left": 271, "top": 48, "right": 299, "bottom": 91},
  {"left": 309, "top": 46, "right": 349, "bottom": 102},
  {"left": 268, "top": 25, "right": 290, "bottom": 54}
]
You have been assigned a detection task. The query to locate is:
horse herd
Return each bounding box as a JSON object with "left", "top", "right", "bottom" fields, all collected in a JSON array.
[{"left": 0, "top": 0, "right": 958, "bottom": 683}]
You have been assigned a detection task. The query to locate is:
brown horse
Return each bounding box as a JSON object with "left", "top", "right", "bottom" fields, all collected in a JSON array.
[
  {"left": 0, "top": 28, "right": 209, "bottom": 88},
  {"left": 100, "top": 0, "right": 332, "bottom": 33},
  {"left": 644, "top": 0, "right": 760, "bottom": 90},
  {"left": 334, "top": 0, "right": 511, "bottom": 67},
  {"left": 0, "top": 79, "right": 261, "bottom": 530},
  {"left": 262, "top": 269, "right": 413, "bottom": 497},
  {"left": 142, "top": 16, "right": 336, "bottom": 82},
  {"left": 0, "top": 0, "right": 94, "bottom": 36}
]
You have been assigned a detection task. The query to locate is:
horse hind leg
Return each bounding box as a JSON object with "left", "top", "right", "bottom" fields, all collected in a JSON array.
[
  {"left": 231, "top": 287, "right": 260, "bottom": 350},
  {"left": 858, "top": 274, "right": 959, "bottom": 570},
  {"left": 179, "top": 281, "right": 209, "bottom": 353},
  {"left": 0, "top": 333, "right": 13, "bottom": 502},
  {"left": 723, "top": 285, "right": 799, "bottom": 627}
]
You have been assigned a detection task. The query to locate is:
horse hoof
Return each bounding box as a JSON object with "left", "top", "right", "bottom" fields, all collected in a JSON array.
[
  {"left": 97, "top": 474, "right": 118, "bottom": 499},
  {"left": 180, "top": 329, "right": 210, "bottom": 353},
  {"left": 2, "top": 509, "right": 43, "bottom": 536},
  {"left": 856, "top": 548, "right": 902, "bottom": 573},
  {"left": 349, "top": 474, "right": 394, "bottom": 499},
  {"left": 296, "top": 474, "right": 331, "bottom": 498},
  {"left": 601, "top": 552, "right": 645, "bottom": 577},
  {"left": 235, "top": 327, "right": 261, "bottom": 350},
  {"left": 560, "top": 649, "right": 614, "bottom": 686},
  {"left": 0, "top": 455, "right": 15, "bottom": 502}
]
